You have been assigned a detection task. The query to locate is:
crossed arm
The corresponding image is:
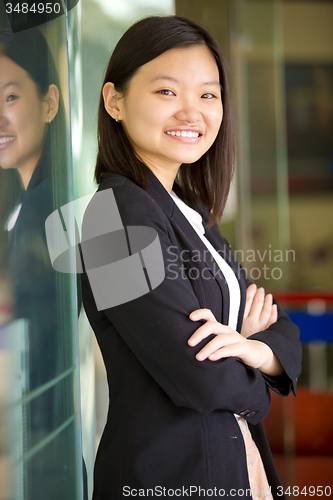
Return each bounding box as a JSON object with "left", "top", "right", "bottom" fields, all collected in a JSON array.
[
  {"left": 188, "top": 284, "right": 284, "bottom": 376},
  {"left": 83, "top": 183, "right": 301, "bottom": 418}
]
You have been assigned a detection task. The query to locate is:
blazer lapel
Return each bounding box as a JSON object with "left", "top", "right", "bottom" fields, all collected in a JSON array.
[
  {"left": 203, "top": 225, "right": 247, "bottom": 333},
  {"left": 144, "top": 168, "right": 232, "bottom": 326},
  {"left": 101, "top": 167, "right": 245, "bottom": 331}
]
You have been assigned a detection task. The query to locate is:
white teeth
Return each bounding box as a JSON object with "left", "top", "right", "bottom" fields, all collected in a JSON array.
[
  {"left": 166, "top": 131, "right": 200, "bottom": 138},
  {"left": 0, "top": 137, "right": 15, "bottom": 145}
]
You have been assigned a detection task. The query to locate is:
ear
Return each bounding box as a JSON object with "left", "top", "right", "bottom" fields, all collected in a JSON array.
[
  {"left": 103, "top": 82, "right": 123, "bottom": 121},
  {"left": 45, "top": 84, "right": 59, "bottom": 124}
]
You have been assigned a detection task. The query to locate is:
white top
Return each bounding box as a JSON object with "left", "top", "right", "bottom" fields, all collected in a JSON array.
[
  {"left": 169, "top": 191, "right": 240, "bottom": 330},
  {"left": 170, "top": 192, "right": 271, "bottom": 486},
  {"left": 6, "top": 203, "right": 22, "bottom": 231}
]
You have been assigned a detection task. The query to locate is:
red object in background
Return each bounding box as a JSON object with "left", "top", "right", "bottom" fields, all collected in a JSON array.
[
  {"left": 264, "top": 389, "right": 333, "bottom": 491},
  {"left": 294, "top": 389, "right": 333, "bottom": 455},
  {"left": 272, "top": 291, "right": 333, "bottom": 305}
]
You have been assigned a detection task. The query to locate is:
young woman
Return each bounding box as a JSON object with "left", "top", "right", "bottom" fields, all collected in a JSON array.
[
  {"left": 82, "top": 16, "right": 302, "bottom": 500},
  {"left": 0, "top": 26, "right": 61, "bottom": 280},
  {"left": 0, "top": 25, "right": 68, "bottom": 390}
]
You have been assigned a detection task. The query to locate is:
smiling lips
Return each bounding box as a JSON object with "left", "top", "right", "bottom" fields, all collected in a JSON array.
[
  {"left": 166, "top": 130, "right": 200, "bottom": 138},
  {"left": 0, "top": 136, "right": 15, "bottom": 147},
  {"left": 165, "top": 129, "right": 202, "bottom": 142}
]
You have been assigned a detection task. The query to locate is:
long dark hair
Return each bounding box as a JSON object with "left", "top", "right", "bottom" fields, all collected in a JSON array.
[
  {"left": 0, "top": 25, "right": 67, "bottom": 192},
  {"left": 96, "top": 15, "right": 235, "bottom": 226}
]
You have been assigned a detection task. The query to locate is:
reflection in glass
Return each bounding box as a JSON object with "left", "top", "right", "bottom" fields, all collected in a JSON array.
[{"left": 0, "top": 23, "right": 82, "bottom": 500}]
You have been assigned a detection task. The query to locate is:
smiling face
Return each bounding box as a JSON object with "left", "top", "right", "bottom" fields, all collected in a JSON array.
[
  {"left": 104, "top": 45, "right": 223, "bottom": 191},
  {"left": 0, "top": 55, "right": 49, "bottom": 186}
]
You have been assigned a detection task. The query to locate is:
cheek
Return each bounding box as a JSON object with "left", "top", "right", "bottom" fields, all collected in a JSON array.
[
  {"left": 130, "top": 95, "right": 170, "bottom": 126},
  {"left": 213, "top": 104, "right": 223, "bottom": 124},
  {"left": 137, "top": 104, "right": 164, "bottom": 130},
  {"left": 209, "top": 109, "right": 223, "bottom": 136},
  {"left": 21, "top": 105, "right": 46, "bottom": 142},
  {"left": 10, "top": 103, "right": 33, "bottom": 131},
  {"left": 124, "top": 106, "right": 164, "bottom": 144}
]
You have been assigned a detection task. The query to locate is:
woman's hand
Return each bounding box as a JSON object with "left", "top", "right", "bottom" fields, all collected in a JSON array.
[
  {"left": 188, "top": 308, "right": 284, "bottom": 376},
  {"left": 241, "top": 284, "right": 278, "bottom": 338}
]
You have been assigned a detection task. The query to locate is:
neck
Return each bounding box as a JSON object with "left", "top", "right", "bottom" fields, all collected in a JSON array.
[
  {"left": 17, "top": 155, "right": 41, "bottom": 190},
  {"left": 146, "top": 164, "right": 179, "bottom": 193}
]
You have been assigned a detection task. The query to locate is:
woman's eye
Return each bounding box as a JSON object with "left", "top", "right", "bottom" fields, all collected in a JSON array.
[
  {"left": 202, "top": 93, "right": 216, "bottom": 99},
  {"left": 157, "top": 89, "right": 175, "bottom": 96},
  {"left": 7, "top": 94, "right": 18, "bottom": 102}
]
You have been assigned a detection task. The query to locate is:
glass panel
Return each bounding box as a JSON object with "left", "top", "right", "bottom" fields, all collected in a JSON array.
[
  {"left": 229, "top": 0, "right": 333, "bottom": 491},
  {"left": 229, "top": 0, "right": 291, "bottom": 290},
  {"left": 282, "top": 1, "right": 333, "bottom": 291},
  {"left": 0, "top": 5, "right": 83, "bottom": 500},
  {"left": 281, "top": 0, "right": 333, "bottom": 397}
]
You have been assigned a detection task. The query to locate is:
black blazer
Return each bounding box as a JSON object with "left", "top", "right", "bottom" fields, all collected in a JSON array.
[{"left": 82, "top": 168, "right": 302, "bottom": 500}]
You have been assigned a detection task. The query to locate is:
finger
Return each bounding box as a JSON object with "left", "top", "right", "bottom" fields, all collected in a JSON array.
[
  {"left": 243, "top": 284, "right": 257, "bottom": 319},
  {"left": 189, "top": 308, "right": 216, "bottom": 323},
  {"left": 265, "top": 304, "right": 278, "bottom": 329},
  {"left": 188, "top": 321, "right": 229, "bottom": 347},
  {"left": 258, "top": 293, "right": 273, "bottom": 329},
  {"left": 196, "top": 332, "right": 243, "bottom": 361},
  {"left": 207, "top": 342, "right": 247, "bottom": 361},
  {"left": 209, "top": 339, "right": 266, "bottom": 368},
  {"left": 247, "top": 287, "right": 265, "bottom": 320},
  {"left": 196, "top": 335, "right": 230, "bottom": 360}
]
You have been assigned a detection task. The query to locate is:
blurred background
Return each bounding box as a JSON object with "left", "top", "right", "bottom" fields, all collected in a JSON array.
[{"left": 0, "top": 1, "right": 332, "bottom": 499}]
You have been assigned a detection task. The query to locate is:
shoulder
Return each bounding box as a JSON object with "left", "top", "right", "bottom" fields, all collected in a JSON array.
[
  {"left": 86, "top": 173, "right": 171, "bottom": 234},
  {"left": 99, "top": 172, "right": 156, "bottom": 209},
  {"left": 17, "top": 177, "right": 55, "bottom": 232}
]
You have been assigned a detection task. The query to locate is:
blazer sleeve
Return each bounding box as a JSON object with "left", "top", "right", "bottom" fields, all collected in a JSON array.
[
  {"left": 209, "top": 225, "right": 302, "bottom": 398},
  {"left": 247, "top": 299, "right": 302, "bottom": 397},
  {"left": 81, "top": 183, "right": 271, "bottom": 424}
]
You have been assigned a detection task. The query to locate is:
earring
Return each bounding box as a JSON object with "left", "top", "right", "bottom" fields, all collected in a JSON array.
[{"left": 115, "top": 115, "right": 118, "bottom": 122}]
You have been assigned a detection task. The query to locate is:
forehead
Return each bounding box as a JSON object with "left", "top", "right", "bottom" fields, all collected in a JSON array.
[
  {"left": 0, "top": 55, "right": 31, "bottom": 88},
  {"left": 135, "top": 45, "right": 220, "bottom": 84}
]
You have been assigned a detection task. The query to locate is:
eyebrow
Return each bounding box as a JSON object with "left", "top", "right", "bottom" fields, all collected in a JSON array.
[
  {"left": 2, "top": 81, "right": 21, "bottom": 90},
  {"left": 149, "top": 75, "right": 222, "bottom": 88}
]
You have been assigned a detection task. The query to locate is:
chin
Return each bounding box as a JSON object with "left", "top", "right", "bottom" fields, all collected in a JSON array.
[
  {"left": 0, "top": 163, "right": 14, "bottom": 171},
  {"left": 0, "top": 154, "right": 16, "bottom": 171},
  {"left": 178, "top": 155, "right": 205, "bottom": 165},
  {"left": 171, "top": 151, "right": 206, "bottom": 164}
]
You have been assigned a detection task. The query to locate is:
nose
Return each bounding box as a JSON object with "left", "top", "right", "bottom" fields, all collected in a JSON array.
[{"left": 174, "top": 98, "right": 202, "bottom": 125}]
